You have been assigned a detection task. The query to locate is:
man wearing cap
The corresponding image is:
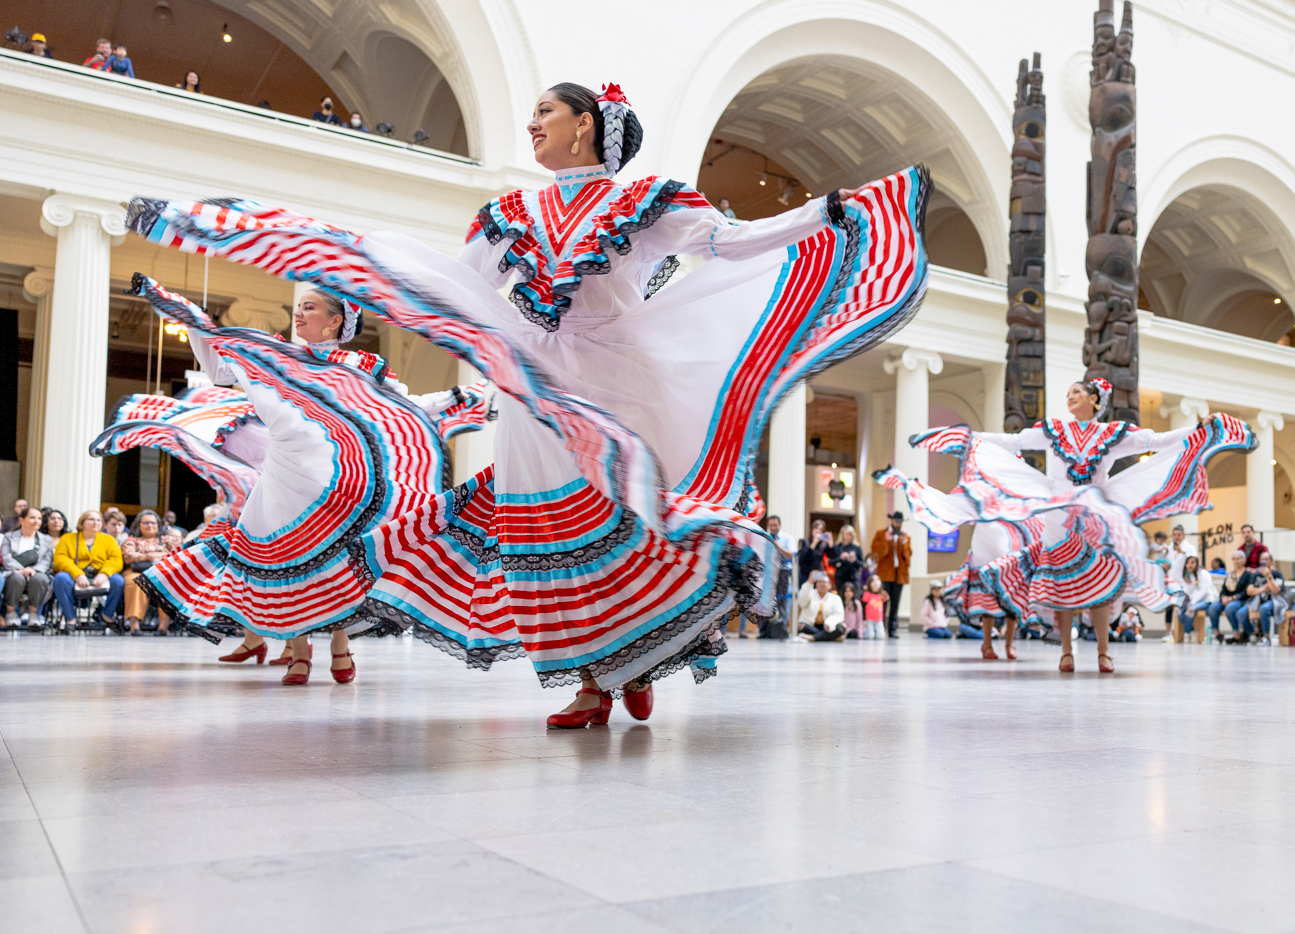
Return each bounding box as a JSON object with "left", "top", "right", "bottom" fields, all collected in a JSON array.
[
  {"left": 26, "top": 33, "right": 52, "bottom": 58},
  {"left": 795, "top": 570, "right": 846, "bottom": 642},
  {"left": 871, "top": 511, "right": 911, "bottom": 638}
]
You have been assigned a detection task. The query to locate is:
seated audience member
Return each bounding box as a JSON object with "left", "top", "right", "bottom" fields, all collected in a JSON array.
[
  {"left": 2, "top": 507, "right": 53, "bottom": 624},
  {"left": 26, "top": 32, "right": 51, "bottom": 58},
  {"left": 175, "top": 70, "right": 200, "bottom": 93},
  {"left": 347, "top": 111, "right": 369, "bottom": 132},
  {"left": 104, "top": 44, "right": 135, "bottom": 78},
  {"left": 1209, "top": 557, "right": 1226, "bottom": 572},
  {"left": 831, "top": 524, "right": 864, "bottom": 595},
  {"left": 312, "top": 96, "right": 342, "bottom": 125},
  {"left": 797, "top": 571, "right": 846, "bottom": 642},
  {"left": 1207, "top": 550, "right": 1253, "bottom": 643},
  {"left": 184, "top": 504, "right": 222, "bottom": 543},
  {"left": 103, "top": 507, "right": 129, "bottom": 545},
  {"left": 922, "top": 581, "right": 954, "bottom": 638},
  {"left": 162, "top": 527, "right": 184, "bottom": 551},
  {"left": 1, "top": 499, "right": 28, "bottom": 533},
  {"left": 161, "top": 510, "right": 187, "bottom": 538},
  {"left": 52, "top": 510, "right": 124, "bottom": 628},
  {"left": 83, "top": 38, "right": 111, "bottom": 69},
  {"left": 1114, "top": 605, "right": 1143, "bottom": 642},
  {"left": 1246, "top": 552, "right": 1286, "bottom": 645},
  {"left": 841, "top": 582, "right": 863, "bottom": 638},
  {"left": 718, "top": 198, "right": 737, "bottom": 220},
  {"left": 41, "top": 508, "right": 67, "bottom": 539},
  {"left": 1148, "top": 530, "right": 1169, "bottom": 568},
  {"left": 1175, "top": 555, "right": 1217, "bottom": 637},
  {"left": 121, "top": 510, "right": 173, "bottom": 636},
  {"left": 860, "top": 574, "right": 888, "bottom": 640}
]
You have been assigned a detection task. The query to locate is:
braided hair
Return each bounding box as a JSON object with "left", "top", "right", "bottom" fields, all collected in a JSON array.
[{"left": 547, "top": 82, "right": 643, "bottom": 175}]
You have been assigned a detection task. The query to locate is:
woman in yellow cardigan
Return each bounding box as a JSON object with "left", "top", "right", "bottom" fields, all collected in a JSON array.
[{"left": 52, "top": 510, "right": 124, "bottom": 629}]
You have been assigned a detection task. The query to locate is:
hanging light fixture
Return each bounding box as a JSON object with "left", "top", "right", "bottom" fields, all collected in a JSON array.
[
  {"left": 222, "top": 23, "right": 232, "bottom": 42},
  {"left": 758, "top": 172, "right": 767, "bottom": 187},
  {"left": 152, "top": 1, "right": 173, "bottom": 24}
]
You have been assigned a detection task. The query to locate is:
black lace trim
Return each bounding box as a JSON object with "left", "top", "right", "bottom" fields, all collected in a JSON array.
[
  {"left": 498, "top": 178, "right": 690, "bottom": 334},
  {"left": 789, "top": 164, "right": 932, "bottom": 380},
  {"left": 126, "top": 198, "right": 166, "bottom": 237},
  {"left": 644, "top": 255, "right": 679, "bottom": 300},
  {"left": 362, "top": 598, "right": 527, "bottom": 670},
  {"left": 499, "top": 511, "right": 635, "bottom": 574},
  {"left": 825, "top": 190, "right": 845, "bottom": 227},
  {"left": 533, "top": 541, "right": 765, "bottom": 690}
]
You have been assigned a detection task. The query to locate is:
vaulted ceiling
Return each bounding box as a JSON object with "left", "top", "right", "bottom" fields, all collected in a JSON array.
[
  {"left": 0, "top": 0, "right": 468, "bottom": 154},
  {"left": 1141, "top": 184, "right": 1295, "bottom": 341},
  {"left": 703, "top": 56, "right": 986, "bottom": 213}
]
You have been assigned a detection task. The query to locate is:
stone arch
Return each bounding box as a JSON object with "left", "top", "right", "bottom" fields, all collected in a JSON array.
[
  {"left": 661, "top": 2, "right": 1010, "bottom": 277},
  {"left": 1140, "top": 139, "right": 1295, "bottom": 340}
]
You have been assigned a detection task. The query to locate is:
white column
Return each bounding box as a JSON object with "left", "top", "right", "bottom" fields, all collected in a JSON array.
[
  {"left": 767, "top": 382, "right": 807, "bottom": 554},
  {"left": 39, "top": 194, "right": 126, "bottom": 521},
  {"left": 1160, "top": 397, "right": 1210, "bottom": 537},
  {"left": 884, "top": 348, "right": 943, "bottom": 577},
  {"left": 453, "top": 359, "right": 497, "bottom": 485},
  {"left": 1248, "top": 410, "right": 1285, "bottom": 532},
  {"left": 21, "top": 268, "right": 54, "bottom": 505},
  {"left": 981, "top": 361, "right": 1005, "bottom": 433},
  {"left": 226, "top": 297, "right": 290, "bottom": 333}
]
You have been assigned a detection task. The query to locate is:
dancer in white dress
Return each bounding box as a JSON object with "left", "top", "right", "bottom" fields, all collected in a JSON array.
[
  {"left": 878, "top": 378, "right": 1255, "bottom": 673},
  {"left": 126, "top": 82, "right": 932, "bottom": 724}
]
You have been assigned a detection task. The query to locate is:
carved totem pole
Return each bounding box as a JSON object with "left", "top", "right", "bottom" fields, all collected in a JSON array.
[
  {"left": 1004, "top": 53, "right": 1046, "bottom": 434},
  {"left": 1083, "top": 0, "right": 1140, "bottom": 424}
]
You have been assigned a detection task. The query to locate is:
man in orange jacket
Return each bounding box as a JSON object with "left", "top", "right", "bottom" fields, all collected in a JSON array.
[{"left": 871, "top": 511, "right": 911, "bottom": 638}]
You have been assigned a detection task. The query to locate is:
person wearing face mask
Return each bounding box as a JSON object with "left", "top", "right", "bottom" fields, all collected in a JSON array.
[
  {"left": 311, "top": 96, "right": 342, "bottom": 125},
  {"left": 878, "top": 379, "right": 1255, "bottom": 674},
  {"left": 127, "top": 80, "right": 932, "bottom": 728},
  {"left": 347, "top": 111, "right": 369, "bottom": 132},
  {"left": 115, "top": 270, "right": 478, "bottom": 685}
]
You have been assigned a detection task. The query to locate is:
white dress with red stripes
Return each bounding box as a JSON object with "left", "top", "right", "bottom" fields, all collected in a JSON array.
[
  {"left": 117, "top": 277, "right": 467, "bottom": 642},
  {"left": 124, "top": 164, "right": 932, "bottom": 688},
  {"left": 878, "top": 416, "right": 1256, "bottom": 613}
]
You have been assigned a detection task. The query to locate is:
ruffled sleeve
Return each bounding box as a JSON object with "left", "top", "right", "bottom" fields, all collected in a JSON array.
[
  {"left": 639, "top": 191, "right": 837, "bottom": 262},
  {"left": 1111, "top": 425, "right": 1195, "bottom": 457}
]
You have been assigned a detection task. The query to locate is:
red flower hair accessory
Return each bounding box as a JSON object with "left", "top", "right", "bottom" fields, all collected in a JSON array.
[{"left": 597, "top": 83, "right": 630, "bottom": 105}]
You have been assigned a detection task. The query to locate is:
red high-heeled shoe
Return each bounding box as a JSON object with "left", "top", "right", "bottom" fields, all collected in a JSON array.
[
  {"left": 981, "top": 644, "right": 998, "bottom": 660},
  {"left": 1005, "top": 644, "right": 1018, "bottom": 660},
  {"left": 331, "top": 652, "right": 356, "bottom": 684},
  {"left": 1058, "top": 653, "right": 1075, "bottom": 672},
  {"left": 546, "top": 688, "right": 612, "bottom": 729},
  {"left": 1098, "top": 653, "right": 1114, "bottom": 673},
  {"left": 219, "top": 642, "right": 267, "bottom": 664},
  {"left": 281, "top": 658, "right": 312, "bottom": 685},
  {"left": 270, "top": 643, "right": 311, "bottom": 666},
  {"left": 623, "top": 682, "right": 653, "bottom": 721}
]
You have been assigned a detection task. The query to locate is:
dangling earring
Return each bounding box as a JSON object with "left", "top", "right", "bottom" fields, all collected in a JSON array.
[{"left": 571, "top": 129, "right": 581, "bottom": 156}]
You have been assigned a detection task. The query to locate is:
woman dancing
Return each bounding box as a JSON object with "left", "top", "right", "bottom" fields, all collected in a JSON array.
[
  {"left": 126, "top": 81, "right": 931, "bottom": 724},
  {"left": 119, "top": 279, "right": 465, "bottom": 684},
  {"left": 878, "top": 378, "right": 1254, "bottom": 673}
]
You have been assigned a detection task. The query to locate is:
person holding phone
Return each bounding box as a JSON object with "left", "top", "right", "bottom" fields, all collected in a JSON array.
[
  {"left": 83, "top": 38, "right": 111, "bottom": 70},
  {"left": 871, "top": 511, "right": 911, "bottom": 638}
]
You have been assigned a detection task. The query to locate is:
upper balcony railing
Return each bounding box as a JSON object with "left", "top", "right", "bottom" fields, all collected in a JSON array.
[{"left": 0, "top": 47, "right": 477, "bottom": 166}]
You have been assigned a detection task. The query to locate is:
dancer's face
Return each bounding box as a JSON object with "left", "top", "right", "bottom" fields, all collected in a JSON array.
[
  {"left": 1067, "top": 383, "right": 1097, "bottom": 420},
  {"left": 295, "top": 292, "right": 343, "bottom": 344},
  {"left": 528, "top": 91, "right": 597, "bottom": 172}
]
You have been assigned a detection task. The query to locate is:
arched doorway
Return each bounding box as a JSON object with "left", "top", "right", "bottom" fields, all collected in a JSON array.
[
  {"left": 694, "top": 54, "right": 990, "bottom": 276},
  {"left": 1141, "top": 184, "right": 1295, "bottom": 341}
]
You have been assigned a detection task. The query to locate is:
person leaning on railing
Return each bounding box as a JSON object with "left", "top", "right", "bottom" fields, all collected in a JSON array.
[{"left": 51, "top": 510, "right": 124, "bottom": 629}]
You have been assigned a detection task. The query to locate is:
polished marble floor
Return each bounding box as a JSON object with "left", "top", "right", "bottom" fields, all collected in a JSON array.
[{"left": 2, "top": 630, "right": 1293, "bottom": 934}]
